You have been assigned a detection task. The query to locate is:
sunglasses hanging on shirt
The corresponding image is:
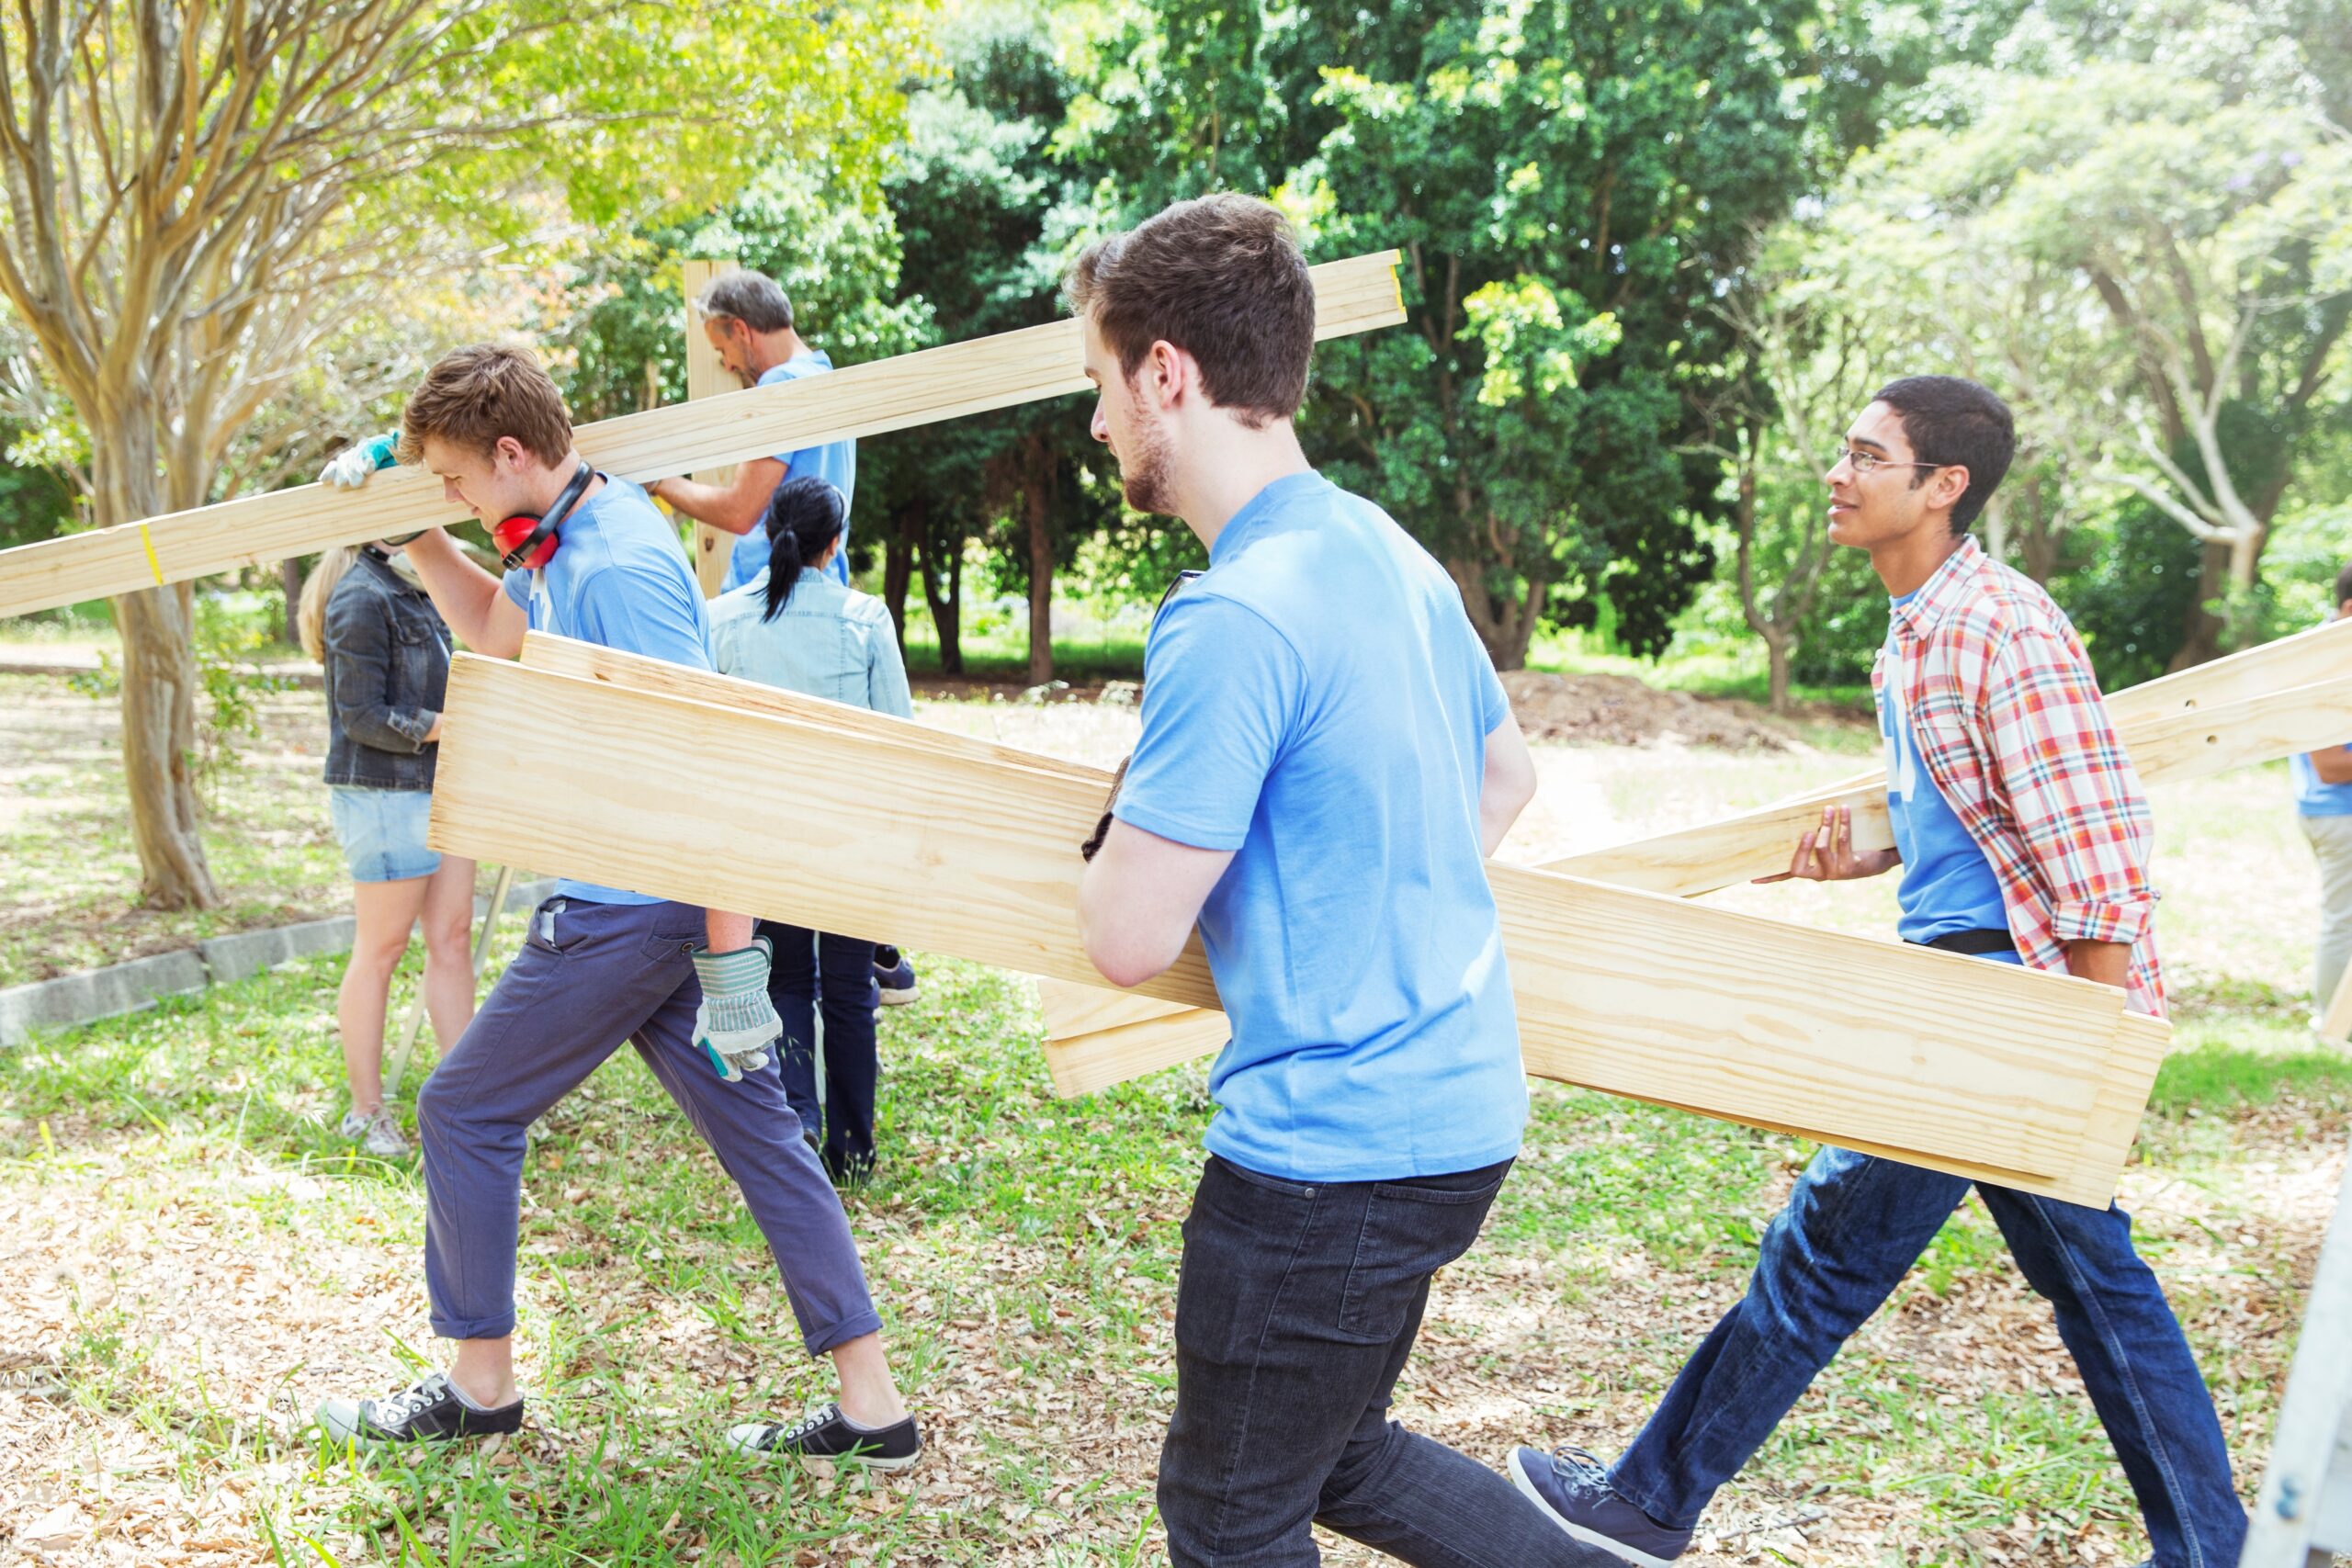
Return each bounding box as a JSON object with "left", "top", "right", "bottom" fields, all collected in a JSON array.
[{"left": 492, "top": 460, "right": 595, "bottom": 572}]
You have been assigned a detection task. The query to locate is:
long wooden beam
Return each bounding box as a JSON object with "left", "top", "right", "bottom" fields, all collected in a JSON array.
[
  {"left": 0, "top": 254, "right": 1405, "bottom": 618},
  {"left": 428, "top": 652, "right": 2165, "bottom": 1205},
  {"left": 1037, "top": 662, "right": 2352, "bottom": 1061}
]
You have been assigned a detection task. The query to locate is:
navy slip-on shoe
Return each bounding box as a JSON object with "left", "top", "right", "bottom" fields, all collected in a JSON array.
[{"left": 1510, "top": 1446, "right": 1692, "bottom": 1568}]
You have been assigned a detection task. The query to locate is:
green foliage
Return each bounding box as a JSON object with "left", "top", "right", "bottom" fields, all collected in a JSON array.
[
  {"left": 60, "top": 595, "right": 295, "bottom": 804},
  {"left": 1067, "top": 0, "right": 1825, "bottom": 665},
  {"left": 2052, "top": 503, "right": 2204, "bottom": 689}
]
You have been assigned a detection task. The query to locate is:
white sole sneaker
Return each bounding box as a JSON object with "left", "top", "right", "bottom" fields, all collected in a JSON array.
[{"left": 1507, "top": 1449, "right": 1678, "bottom": 1568}]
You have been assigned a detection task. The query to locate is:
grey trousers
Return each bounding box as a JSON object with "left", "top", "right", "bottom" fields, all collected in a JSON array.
[
  {"left": 2302, "top": 814, "right": 2352, "bottom": 1010},
  {"left": 415, "top": 896, "right": 883, "bottom": 1355}
]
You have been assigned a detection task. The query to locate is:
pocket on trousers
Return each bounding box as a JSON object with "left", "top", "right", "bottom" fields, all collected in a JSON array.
[
  {"left": 643, "top": 929, "right": 699, "bottom": 966},
  {"left": 525, "top": 898, "right": 582, "bottom": 957},
  {"left": 1336, "top": 1171, "right": 1508, "bottom": 1343},
  {"left": 1174, "top": 1159, "right": 1317, "bottom": 1364}
]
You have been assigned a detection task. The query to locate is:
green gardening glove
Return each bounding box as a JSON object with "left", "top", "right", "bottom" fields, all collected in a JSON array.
[{"left": 690, "top": 938, "right": 781, "bottom": 1083}]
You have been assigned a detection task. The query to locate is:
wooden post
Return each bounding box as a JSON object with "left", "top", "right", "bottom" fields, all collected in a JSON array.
[{"left": 681, "top": 258, "right": 741, "bottom": 599}]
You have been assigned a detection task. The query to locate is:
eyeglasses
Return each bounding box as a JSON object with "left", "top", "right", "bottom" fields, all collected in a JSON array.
[{"left": 1832, "top": 448, "right": 1944, "bottom": 477}]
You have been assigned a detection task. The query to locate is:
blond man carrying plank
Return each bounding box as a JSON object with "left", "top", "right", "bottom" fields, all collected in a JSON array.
[
  {"left": 1509, "top": 378, "right": 2242, "bottom": 1568},
  {"left": 308, "top": 346, "right": 922, "bottom": 1469},
  {"left": 1068, "top": 195, "right": 1611, "bottom": 1567}
]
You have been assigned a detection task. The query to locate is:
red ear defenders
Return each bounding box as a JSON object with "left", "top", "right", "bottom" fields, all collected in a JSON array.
[{"left": 492, "top": 460, "right": 594, "bottom": 572}]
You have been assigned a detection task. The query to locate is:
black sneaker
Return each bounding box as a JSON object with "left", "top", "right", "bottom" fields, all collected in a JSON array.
[
  {"left": 314, "top": 1372, "right": 525, "bottom": 1445},
  {"left": 725, "top": 1402, "right": 922, "bottom": 1471},
  {"left": 873, "top": 947, "right": 919, "bottom": 1006}
]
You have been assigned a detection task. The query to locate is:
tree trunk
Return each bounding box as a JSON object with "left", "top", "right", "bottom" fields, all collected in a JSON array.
[
  {"left": 881, "top": 508, "right": 914, "bottom": 653},
  {"left": 1762, "top": 627, "right": 1792, "bottom": 714},
  {"left": 114, "top": 582, "right": 220, "bottom": 908},
  {"left": 1444, "top": 555, "right": 1542, "bottom": 671},
  {"left": 2169, "top": 538, "right": 2232, "bottom": 671},
  {"left": 916, "top": 527, "right": 963, "bottom": 675},
  {"left": 280, "top": 558, "right": 305, "bottom": 646},
  {"left": 93, "top": 440, "right": 220, "bottom": 910},
  {"left": 1025, "top": 457, "right": 1055, "bottom": 687}
]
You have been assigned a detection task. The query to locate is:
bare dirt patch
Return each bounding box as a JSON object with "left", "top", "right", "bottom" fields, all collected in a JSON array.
[{"left": 1500, "top": 670, "right": 1811, "bottom": 751}]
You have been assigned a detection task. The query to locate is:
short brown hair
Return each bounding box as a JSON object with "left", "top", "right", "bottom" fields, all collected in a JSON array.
[
  {"left": 397, "top": 344, "right": 573, "bottom": 467},
  {"left": 1066, "top": 194, "right": 1315, "bottom": 428}
]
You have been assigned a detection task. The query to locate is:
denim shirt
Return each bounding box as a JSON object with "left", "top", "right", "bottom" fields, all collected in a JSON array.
[
  {"left": 705, "top": 568, "right": 912, "bottom": 718},
  {"left": 322, "top": 549, "right": 451, "bottom": 790}
]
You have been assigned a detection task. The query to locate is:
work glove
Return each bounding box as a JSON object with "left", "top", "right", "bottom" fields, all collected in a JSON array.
[
  {"left": 1080, "top": 756, "right": 1131, "bottom": 862},
  {"left": 321, "top": 433, "right": 398, "bottom": 489},
  {"left": 689, "top": 937, "right": 782, "bottom": 1082}
]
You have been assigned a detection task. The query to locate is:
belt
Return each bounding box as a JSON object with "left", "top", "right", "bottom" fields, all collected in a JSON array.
[{"left": 1916, "top": 929, "right": 2018, "bottom": 956}]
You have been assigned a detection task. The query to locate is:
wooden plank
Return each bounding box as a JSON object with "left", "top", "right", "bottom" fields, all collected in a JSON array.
[
  {"left": 2321, "top": 952, "right": 2352, "bottom": 1045},
  {"left": 1567, "top": 671, "right": 2352, "bottom": 897},
  {"left": 682, "top": 259, "right": 742, "bottom": 599},
  {"left": 426, "top": 654, "right": 2157, "bottom": 1203},
  {"left": 0, "top": 253, "right": 1405, "bottom": 617},
  {"left": 2103, "top": 614, "right": 2352, "bottom": 726},
  {"left": 1050, "top": 671, "right": 2352, "bottom": 1055},
  {"left": 517, "top": 631, "right": 1110, "bottom": 781}
]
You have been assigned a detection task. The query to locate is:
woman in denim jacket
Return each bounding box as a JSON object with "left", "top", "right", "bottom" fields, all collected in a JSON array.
[
  {"left": 707, "top": 478, "right": 911, "bottom": 1181},
  {"left": 297, "top": 542, "right": 479, "bottom": 1156}
]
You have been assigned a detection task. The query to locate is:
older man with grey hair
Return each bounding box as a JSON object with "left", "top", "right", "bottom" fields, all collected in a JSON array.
[
  {"left": 649, "top": 270, "right": 858, "bottom": 592},
  {"left": 650, "top": 271, "right": 918, "bottom": 1009}
]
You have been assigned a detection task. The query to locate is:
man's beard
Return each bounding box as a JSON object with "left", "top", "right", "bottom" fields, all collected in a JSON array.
[{"left": 1118, "top": 407, "right": 1176, "bottom": 514}]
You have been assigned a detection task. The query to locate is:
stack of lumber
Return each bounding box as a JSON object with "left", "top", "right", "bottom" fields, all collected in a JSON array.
[{"left": 424, "top": 635, "right": 2173, "bottom": 1209}]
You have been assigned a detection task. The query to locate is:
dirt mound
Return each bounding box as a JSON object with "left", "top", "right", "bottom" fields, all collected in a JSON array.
[{"left": 1501, "top": 670, "right": 1799, "bottom": 751}]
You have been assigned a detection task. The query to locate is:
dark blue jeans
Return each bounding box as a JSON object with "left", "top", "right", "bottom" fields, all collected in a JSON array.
[
  {"left": 758, "top": 920, "right": 878, "bottom": 1182},
  {"left": 1610, "top": 1146, "right": 2245, "bottom": 1568},
  {"left": 1160, "top": 1155, "right": 1617, "bottom": 1567}
]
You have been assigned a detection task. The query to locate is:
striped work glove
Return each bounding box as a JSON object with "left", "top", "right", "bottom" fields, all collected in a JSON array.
[{"left": 689, "top": 938, "right": 781, "bottom": 1083}]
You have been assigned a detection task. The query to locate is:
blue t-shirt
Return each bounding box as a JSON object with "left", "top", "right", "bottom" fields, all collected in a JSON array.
[
  {"left": 724, "top": 354, "right": 857, "bottom": 591},
  {"left": 2293, "top": 749, "right": 2352, "bottom": 816},
  {"left": 501, "top": 475, "right": 712, "bottom": 903},
  {"left": 1879, "top": 601, "right": 2008, "bottom": 943},
  {"left": 1111, "top": 471, "right": 1527, "bottom": 1184}
]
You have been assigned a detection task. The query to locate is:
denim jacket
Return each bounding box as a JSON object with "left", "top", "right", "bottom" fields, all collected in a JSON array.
[
  {"left": 706, "top": 568, "right": 912, "bottom": 718},
  {"left": 322, "top": 548, "right": 451, "bottom": 789}
]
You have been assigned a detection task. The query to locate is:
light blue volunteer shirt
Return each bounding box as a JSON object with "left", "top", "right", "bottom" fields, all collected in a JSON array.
[
  {"left": 1110, "top": 470, "right": 1528, "bottom": 1184},
  {"left": 707, "top": 568, "right": 912, "bottom": 718},
  {"left": 2292, "top": 749, "right": 2352, "bottom": 816},
  {"left": 501, "top": 474, "right": 712, "bottom": 904},
  {"left": 1880, "top": 596, "right": 2009, "bottom": 944},
  {"left": 723, "top": 354, "right": 857, "bottom": 591}
]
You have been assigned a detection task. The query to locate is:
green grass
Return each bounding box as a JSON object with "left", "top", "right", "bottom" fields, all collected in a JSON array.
[
  {"left": 900, "top": 633, "right": 1148, "bottom": 684},
  {"left": 3, "top": 940, "right": 2345, "bottom": 1564},
  {"left": 4, "top": 679, "right": 2349, "bottom": 1564}
]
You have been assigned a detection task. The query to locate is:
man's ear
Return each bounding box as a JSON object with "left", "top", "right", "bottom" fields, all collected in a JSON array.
[
  {"left": 1930, "top": 464, "right": 1973, "bottom": 513},
  {"left": 1144, "top": 339, "right": 1192, "bottom": 409}
]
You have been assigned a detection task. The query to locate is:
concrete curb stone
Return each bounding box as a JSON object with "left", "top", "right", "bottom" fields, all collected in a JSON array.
[{"left": 0, "top": 876, "right": 554, "bottom": 1048}]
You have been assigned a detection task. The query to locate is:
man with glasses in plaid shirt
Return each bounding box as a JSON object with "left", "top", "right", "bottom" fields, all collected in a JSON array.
[{"left": 1510, "top": 377, "right": 2244, "bottom": 1568}]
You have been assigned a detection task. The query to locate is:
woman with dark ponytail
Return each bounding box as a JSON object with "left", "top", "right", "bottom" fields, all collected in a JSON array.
[{"left": 707, "top": 476, "right": 913, "bottom": 1181}]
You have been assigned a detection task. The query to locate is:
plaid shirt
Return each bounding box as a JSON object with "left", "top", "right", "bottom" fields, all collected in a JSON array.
[{"left": 1873, "top": 536, "right": 2165, "bottom": 1017}]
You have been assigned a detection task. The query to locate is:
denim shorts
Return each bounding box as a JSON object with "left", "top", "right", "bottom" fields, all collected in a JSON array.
[{"left": 328, "top": 785, "right": 441, "bottom": 884}]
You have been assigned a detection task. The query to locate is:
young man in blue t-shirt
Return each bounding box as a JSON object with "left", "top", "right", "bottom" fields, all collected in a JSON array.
[
  {"left": 310, "top": 345, "right": 918, "bottom": 1469},
  {"left": 1069, "top": 196, "right": 1606, "bottom": 1567},
  {"left": 2295, "top": 563, "right": 2352, "bottom": 1017}
]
